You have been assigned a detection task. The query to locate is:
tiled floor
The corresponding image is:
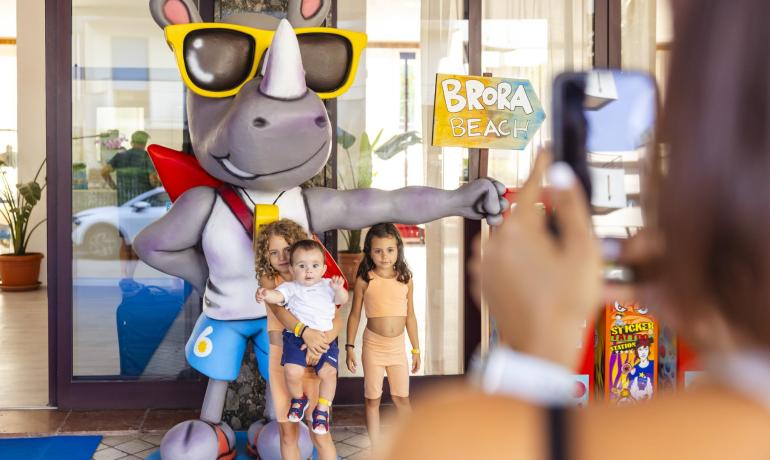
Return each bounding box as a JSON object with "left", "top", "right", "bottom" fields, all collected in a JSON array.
[
  {"left": 94, "top": 433, "right": 160, "bottom": 459},
  {"left": 90, "top": 427, "right": 371, "bottom": 459},
  {"left": 0, "top": 406, "right": 373, "bottom": 459}
]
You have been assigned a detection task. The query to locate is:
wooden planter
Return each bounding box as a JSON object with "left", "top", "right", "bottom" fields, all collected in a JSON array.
[
  {"left": 0, "top": 253, "right": 44, "bottom": 291},
  {"left": 338, "top": 251, "right": 364, "bottom": 288}
]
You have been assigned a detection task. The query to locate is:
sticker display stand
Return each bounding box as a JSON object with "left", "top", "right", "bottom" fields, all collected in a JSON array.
[{"left": 604, "top": 302, "right": 658, "bottom": 404}]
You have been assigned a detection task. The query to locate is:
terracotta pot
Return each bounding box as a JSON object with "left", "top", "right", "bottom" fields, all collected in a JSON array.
[
  {"left": 339, "top": 251, "right": 364, "bottom": 288},
  {"left": 0, "top": 253, "right": 44, "bottom": 291}
]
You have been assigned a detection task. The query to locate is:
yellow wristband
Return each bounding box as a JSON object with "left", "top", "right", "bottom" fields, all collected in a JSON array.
[
  {"left": 411, "top": 348, "right": 420, "bottom": 354},
  {"left": 318, "top": 397, "right": 332, "bottom": 407},
  {"left": 294, "top": 322, "right": 304, "bottom": 337}
]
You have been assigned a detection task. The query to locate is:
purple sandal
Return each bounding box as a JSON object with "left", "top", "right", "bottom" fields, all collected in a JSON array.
[
  {"left": 311, "top": 408, "right": 330, "bottom": 435},
  {"left": 287, "top": 396, "right": 309, "bottom": 423}
]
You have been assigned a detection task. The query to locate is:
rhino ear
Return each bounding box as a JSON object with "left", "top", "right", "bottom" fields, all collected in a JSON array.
[
  {"left": 287, "top": 0, "right": 331, "bottom": 27},
  {"left": 149, "top": 0, "right": 202, "bottom": 29}
]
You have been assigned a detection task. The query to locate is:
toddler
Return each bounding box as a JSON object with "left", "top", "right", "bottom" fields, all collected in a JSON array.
[{"left": 256, "top": 239, "right": 348, "bottom": 435}]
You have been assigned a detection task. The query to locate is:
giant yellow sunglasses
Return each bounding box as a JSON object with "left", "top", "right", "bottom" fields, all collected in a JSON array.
[{"left": 165, "top": 23, "right": 367, "bottom": 99}]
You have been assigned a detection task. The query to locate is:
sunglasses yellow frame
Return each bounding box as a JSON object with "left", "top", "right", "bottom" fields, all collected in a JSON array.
[{"left": 165, "top": 22, "right": 367, "bottom": 99}]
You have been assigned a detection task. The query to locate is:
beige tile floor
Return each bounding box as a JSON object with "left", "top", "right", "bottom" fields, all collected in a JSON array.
[
  {"left": 90, "top": 427, "right": 371, "bottom": 460},
  {"left": 0, "top": 407, "right": 373, "bottom": 459},
  {"left": 0, "top": 288, "right": 49, "bottom": 408}
]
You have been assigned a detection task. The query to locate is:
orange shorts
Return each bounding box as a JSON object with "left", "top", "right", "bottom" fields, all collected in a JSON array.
[
  {"left": 266, "top": 307, "right": 320, "bottom": 422},
  {"left": 362, "top": 328, "right": 409, "bottom": 399}
]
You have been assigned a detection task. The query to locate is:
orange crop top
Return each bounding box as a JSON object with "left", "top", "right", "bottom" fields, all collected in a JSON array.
[{"left": 363, "top": 271, "right": 408, "bottom": 318}]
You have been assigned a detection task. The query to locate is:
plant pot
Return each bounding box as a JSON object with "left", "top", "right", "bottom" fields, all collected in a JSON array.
[
  {"left": 0, "top": 253, "right": 44, "bottom": 291},
  {"left": 339, "top": 251, "right": 364, "bottom": 288}
]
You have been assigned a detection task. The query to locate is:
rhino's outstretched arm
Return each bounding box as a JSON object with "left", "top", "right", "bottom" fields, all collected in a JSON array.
[
  {"left": 134, "top": 186, "right": 216, "bottom": 294},
  {"left": 303, "top": 178, "right": 508, "bottom": 233}
]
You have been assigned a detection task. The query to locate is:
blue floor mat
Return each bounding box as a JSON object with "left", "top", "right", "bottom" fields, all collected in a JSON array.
[{"left": 0, "top": 435, "right": 102, "bottom": 460}]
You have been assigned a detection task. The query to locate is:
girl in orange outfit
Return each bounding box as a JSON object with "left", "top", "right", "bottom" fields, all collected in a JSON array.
[
  {"left": 345, "top": 223, "right": 420, "bottom": 446},
  {"left": 254, "top": 219, "right": 342, "bottom": 460}
]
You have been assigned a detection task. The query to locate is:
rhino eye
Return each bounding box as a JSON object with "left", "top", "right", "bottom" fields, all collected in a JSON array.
[
  {"left": 315, "top": 116, "right": 328, "bottom": 128},
  {"left": 298, "top": 33, "right": 353, "bottom": 93},
  {"left": 184, "top": 29, "right": 256, "bottom": 92}
]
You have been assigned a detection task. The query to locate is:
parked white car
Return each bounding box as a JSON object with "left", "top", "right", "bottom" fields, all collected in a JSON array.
[{"left": 72, "top": 187, "right": 171, "bottom": 259}]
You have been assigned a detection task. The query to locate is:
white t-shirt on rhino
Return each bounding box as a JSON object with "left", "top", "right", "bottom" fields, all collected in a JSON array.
[{"left": 276, "top": 278, "right": 336, "bottom": 332}]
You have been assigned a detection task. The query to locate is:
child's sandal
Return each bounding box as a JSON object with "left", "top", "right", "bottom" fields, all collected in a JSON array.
[
  {"left": 311, "top": 409, "right": 330, "bottom": 435},
  {"left": 287, "top": 396, "right": 309, "bottom": 423}
]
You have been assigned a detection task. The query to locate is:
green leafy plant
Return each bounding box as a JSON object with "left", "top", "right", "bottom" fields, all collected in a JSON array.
[
  {"left": 336, "top": 128, "right": 422, "bottom": 252},
  {"left": 0, "top": 159, "right": 46, "bottom": 255}
]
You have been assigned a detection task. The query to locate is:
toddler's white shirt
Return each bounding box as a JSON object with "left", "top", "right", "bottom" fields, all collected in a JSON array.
[{"left": 276, "top": 279, "right": 336, "bottom": 332}]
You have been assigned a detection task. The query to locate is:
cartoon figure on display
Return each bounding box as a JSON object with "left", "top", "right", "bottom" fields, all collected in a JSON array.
[
  {"left": 135, "top": 1, "right": 508, "bottom": 459},
  {"left": 628, "top": 335, "right": 655, "bottom": 400}
]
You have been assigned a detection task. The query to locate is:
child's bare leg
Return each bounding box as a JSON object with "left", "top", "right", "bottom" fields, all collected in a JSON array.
[
  {"left": 278, "top": 422, "right": 300, "bottom": 460},
  {"left": 284, "top": 364, "right": 306, "bottom": 399},
  {"left": 392, "top": 395, "right": 412, "bottom": 414},
  {"left": 364, "top": 397, "right": 381, "bottom": 446},
  {"left": 316, "top": 362, "right": 337, "bottom": 413},
  {"left": 309, "top": 428, "right": 337, "bottom": 459}
]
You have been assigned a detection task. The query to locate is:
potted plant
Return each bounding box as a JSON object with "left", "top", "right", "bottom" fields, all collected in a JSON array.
[
  {"left": 336, "top": 127, "right": 422, "bottom": 284},
  {"left": 0, "top": 159, "right": 46, "bottom": 290}
]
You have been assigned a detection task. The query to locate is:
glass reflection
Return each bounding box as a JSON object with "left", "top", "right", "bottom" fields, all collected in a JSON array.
[
  {"left": 216, "top": 0, "right": 288, "bottom": 20},
  {"left": 336, "top": 0, "right": 468, "bottom": 376},
  {"left": 583, "top": 70, "right": 657, "bottom": 239},
  {"left": 72, "top": 0, "right": 198, "bottom": 379}
]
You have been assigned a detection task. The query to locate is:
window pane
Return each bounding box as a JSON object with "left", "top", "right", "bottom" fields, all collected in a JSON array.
[
  {"left": 483, "top": 0, "right": 594, "bottom": 187},
  {"left": 71, "top": 1, "right": 197, "bottom": 379},
  {"left": 479, "top": 1, "right": 594, "bottom": 353},
  {"left": 216, "top": 0, "right": 289, "bottom": 20},
  {"left": 337, "top": 0, "right": 468, "bottom": 376},
  {"left": 622, "top": 0, "right": 672, "bottom": 98}
]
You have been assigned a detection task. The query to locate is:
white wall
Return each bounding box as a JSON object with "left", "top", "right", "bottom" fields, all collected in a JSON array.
[{"left": 17, "top": 0, "right": 47, "bottom": 283}]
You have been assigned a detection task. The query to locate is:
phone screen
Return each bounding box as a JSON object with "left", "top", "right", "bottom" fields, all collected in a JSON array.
[{"left": 553, "top": 71, "right": 657, "bottom": 282}]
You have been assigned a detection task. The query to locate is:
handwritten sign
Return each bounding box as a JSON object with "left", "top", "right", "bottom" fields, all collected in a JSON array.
[{"left": 432, "top": 74, "right": 545, "bottom": 150}]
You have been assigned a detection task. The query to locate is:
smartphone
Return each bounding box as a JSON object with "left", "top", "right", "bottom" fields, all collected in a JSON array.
[{"left": 552, "top": 70, "right": 658, "bottom": 283}]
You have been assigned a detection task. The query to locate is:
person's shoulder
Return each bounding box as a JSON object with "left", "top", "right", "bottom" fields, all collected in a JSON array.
[
  {"left": 259, "top": 275, "right": 276, "bottom": 289},
  {"left": 108, "top": 152, "right": 124, "bottom": 165},
  {"left": 575, "top": 386, "right": 770, "bottom": 459},
  {"left": 380, "top": 383, "right": 543, "bottom": 460}
]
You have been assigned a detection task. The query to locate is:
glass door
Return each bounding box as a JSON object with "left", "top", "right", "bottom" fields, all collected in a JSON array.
[
  {"left": 48, "top": 0, "right": 206, "bottom": 409},
  {"left": 336, "top": 0, "right": 469, "bottom": 378},
  {"left": 478, "top": 0, "right": 595, "bottom": 353},
  {"left": 483, "top": 0, "right": 594, "bottom": 187},
  {"left": 71, "top": 0, "right": 196, "bottom": 382}
]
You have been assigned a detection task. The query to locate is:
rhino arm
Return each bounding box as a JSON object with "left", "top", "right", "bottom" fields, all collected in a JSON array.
[{"left": 134, "top": 186, "right": 217, "bottom": 294}]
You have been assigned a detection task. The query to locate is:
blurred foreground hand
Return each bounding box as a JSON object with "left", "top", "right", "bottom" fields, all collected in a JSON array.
[{"left": 470, "top": 150, "right": 602, "bottom": 370}]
